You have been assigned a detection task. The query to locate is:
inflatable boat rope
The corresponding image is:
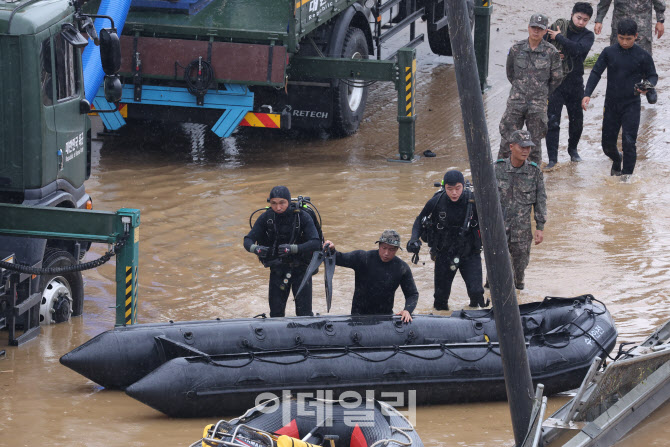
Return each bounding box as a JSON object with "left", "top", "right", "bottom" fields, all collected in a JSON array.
[
  {"left": 444, "top": 295, "right": 614, "bottom": 356},
  {"left": 199, "top": 296, "right": 613, "bottom": 369}
]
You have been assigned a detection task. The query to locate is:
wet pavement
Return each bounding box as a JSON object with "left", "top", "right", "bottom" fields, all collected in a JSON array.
[{"left": 3, "top": 0, "right": 670, "bottom": 445}]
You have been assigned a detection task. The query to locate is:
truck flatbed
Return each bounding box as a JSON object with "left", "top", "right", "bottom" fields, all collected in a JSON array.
[
  {"left": 109, "top": 0, "right": 361, "bottom": 47},
  {"left": 124, "top": 0, "right": 291, "bottom": 42}
]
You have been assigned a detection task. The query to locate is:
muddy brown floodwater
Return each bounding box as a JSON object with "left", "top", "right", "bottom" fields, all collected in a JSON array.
[{"left": 3, "top": 1, "right": 670, "bottom": 446}]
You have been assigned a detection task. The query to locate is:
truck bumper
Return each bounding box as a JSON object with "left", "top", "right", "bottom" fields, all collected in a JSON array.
[{"left": 93, "top": 84, "right": 254, "bottom": 137}]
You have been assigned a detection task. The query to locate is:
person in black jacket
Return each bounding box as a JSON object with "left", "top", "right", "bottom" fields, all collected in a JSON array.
[
  {"left": 407, "top": 170, "right": 486, "bottom": 310},
  {"left": 323, "top": 230, "right": 418, "bottom": 323},
  {"left": 244, "top": 186, "right": 320, "bottom": 317},
  {"left": 582, "top": 18, "right": 658, "bottom": 177},
  {"left": 544, "top": 2, "right": 596, "bottom": 169}
]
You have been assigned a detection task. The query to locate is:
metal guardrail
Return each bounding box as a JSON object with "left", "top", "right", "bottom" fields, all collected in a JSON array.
[
  {"left": 0, "top": 204, "right": 140, "bottom": 327},
  {"left": 538, "top": 321, "right": 670, "bottom": 446}
]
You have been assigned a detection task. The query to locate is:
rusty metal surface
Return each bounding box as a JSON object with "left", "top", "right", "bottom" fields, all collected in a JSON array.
[{"left": 119, "top": 36, "right": 287, "bottom": 85}]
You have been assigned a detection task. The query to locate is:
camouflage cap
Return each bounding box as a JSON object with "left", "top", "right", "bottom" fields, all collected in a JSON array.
[
  {"left": 529, "top": 13, "right": 549, "bottom": 30},
  {"left": 376, "top": 229, "right": 402, "bottom": 248},
  {"left": 510, "top": 130, "right": 536, "bottom": 148}
]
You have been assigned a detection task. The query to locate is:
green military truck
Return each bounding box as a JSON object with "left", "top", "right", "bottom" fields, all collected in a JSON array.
[
  {"left": 90, "top": 0, "right": 488, "bottom": 143},
  {"left": 0, "top": 0, "right": 120, "bottom": 344}
]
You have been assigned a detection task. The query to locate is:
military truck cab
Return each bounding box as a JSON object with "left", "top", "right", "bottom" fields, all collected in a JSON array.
[{"left": 0, "top": 0, "right": 121, "bottom": 344}]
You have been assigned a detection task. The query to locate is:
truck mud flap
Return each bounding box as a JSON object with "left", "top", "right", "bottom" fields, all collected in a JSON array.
[{"left": 284, "top": 84, "right": 334, "bottom": 130}]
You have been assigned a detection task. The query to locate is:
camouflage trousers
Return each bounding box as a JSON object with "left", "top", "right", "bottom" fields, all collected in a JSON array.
[
  {"left": 498, "top": 104, "right": 547, "bottom": 163},
  {"left": 508, "top": 238, "right": 532, "bottom": 288}
]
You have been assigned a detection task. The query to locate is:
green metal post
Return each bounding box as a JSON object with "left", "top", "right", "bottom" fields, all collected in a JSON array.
[
  {"left": 396, "top": 47, "right": 416, "bottom": 161},
  {"left": 114, "top": 209, "right": 141, "bottom": 327},
  {"left": 474, "top": 0, "right": 493, "bottom": 91}
]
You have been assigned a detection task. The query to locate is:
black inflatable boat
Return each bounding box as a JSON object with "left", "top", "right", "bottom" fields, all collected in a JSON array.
[
  {"left": 119, "top": 295, "right": 617, "bottom": 417},
  {"left": 192, "top": 396, "right": 423, "bottom": 447},
  {"left": 62, "top": 309, "right": 496, "bottom": 389},
  {"left": 61, "top": 295, "right": 611, "bottom": 390}
]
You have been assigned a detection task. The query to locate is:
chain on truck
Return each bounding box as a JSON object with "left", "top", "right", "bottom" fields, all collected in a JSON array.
[{"left": 0, "top": 0, "right": 127, "bottom": 345}]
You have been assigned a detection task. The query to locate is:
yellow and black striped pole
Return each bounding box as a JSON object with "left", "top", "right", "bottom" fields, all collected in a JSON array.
[
  {"left": 396, "top": 47, "right": 416, "bottom": 161},
  {"left": 115, "top": 209, "right": 140, "bottom": 326},
  {"left": 123, "top": 265, "right": 139, "bottom": 325}
]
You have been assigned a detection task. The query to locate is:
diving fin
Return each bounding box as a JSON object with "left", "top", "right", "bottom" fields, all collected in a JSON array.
[
  {"left": 324, "top": 250, "right": 336, "bottom": 312},
  {"left": 296, "top": 251, "right": 325, "bottom": 298}
]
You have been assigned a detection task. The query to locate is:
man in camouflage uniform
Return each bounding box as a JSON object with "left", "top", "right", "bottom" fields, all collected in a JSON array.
[
  {"left": 495, "top": 130, "right": 547, "bottom": 290},
  {"left": 594, "top": 0, "right": 666, "bottom": 54},
  {"left": 498, "top": 13, "right": 563, "bottom": 165}
]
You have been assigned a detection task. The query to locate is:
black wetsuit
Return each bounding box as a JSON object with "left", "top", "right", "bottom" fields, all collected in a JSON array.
[
  {"left": 410, "top": 190, "right": 484, "bottom": 308},
  {"left": 334, "top": 250, "right": 419, "bottom": 315},
  {"left": 584, "top": 43, "right": 657, "bottom": 175},
  {"left": 244, "top": 205, "right": 320, "bottom": 317},
  {"left": 545, "top": 25, "right": 595, "bottom": 162}
]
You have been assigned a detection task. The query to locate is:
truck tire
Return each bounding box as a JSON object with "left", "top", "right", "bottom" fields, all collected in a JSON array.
[
  {"left": 331, "top": 27, "right": 369, "bottom": 136},
  {"left": 427, "top": 0, "right": 475, "bottom": 56},
  {"left": 39, "top": 249, "right": 84, "bottom": 324}
]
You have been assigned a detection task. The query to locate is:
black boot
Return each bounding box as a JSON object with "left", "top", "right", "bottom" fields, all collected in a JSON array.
[
  {"left": 433, "top": 302, "right": 449, "bottom": 311},
  {"left": 568, "top": 149, "right": 582, "bottom": 162},
  {"left": 646, "top": 89, "right": 657, "bottom": 104},
  {"left": 611, "top": 154, "right": 623, "bottom": 176},
  {"left": 544, "top": 160, "right": 557, "bottom": 170},
  {"left": 470, "top": 297, "right": 490, "bottom": 307}
]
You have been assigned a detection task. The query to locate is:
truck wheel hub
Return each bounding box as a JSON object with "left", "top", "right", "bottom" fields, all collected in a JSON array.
[
  {"left": 40, "top": 278, "right": 72, "bottom": 324},
  {"left": 348, "top": 51, "right": 364, "bottom": 112}
]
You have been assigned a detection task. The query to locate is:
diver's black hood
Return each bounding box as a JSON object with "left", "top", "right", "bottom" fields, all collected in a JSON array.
[{"left": 268, "top": 186, "right": 291, "bottom": 202}]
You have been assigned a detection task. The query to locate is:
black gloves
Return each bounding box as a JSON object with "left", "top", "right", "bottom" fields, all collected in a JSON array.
[
  {"left": 278, "top": 244, "right": 298, "bottom": 257},
  {"left": 250, "top": 244, "right": 297, "bottom": 259},
  {"left": 406, "top": 239, "right": 422, "bottom": 254},
  {"left": 250, "top": 244, "right": 270, "bottom": 258}
]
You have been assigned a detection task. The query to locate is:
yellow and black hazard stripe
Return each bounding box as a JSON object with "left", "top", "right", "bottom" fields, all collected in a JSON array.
[
  {"left": 404, "top": 59, "right": 416, "bottom": 117},
  {"left": 125, "top": 265, "right": 138, "bottom": 324},
  {"left": 239, "top": 112, "right": 281, "bottom": 129}
]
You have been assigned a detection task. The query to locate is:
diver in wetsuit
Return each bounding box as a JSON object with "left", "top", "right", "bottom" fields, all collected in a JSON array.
[
  {"left": 544, "top": 2, "right": 596, "bottom": 168},
  {"left": 323, "top": 230, "right": 418, "bottom": 323},
  {"left": 244, "top": 186, "right": 320, "bottom": 317},
  {"left": 407, "top": 170, "right": 486, "bottom": 310},
  {"left": 582, "top": 18, "right": 658, "bottom": 177}
]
